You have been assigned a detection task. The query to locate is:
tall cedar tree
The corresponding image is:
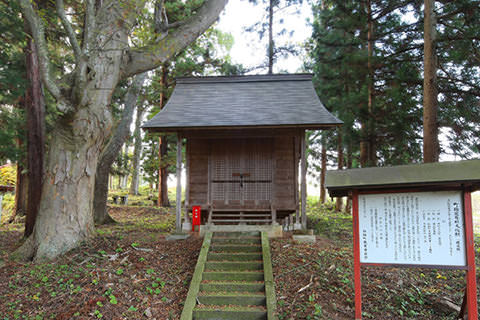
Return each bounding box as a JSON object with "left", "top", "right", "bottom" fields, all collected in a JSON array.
[{"left": 309, "top": 0, "right": 424, "bottom": 173}]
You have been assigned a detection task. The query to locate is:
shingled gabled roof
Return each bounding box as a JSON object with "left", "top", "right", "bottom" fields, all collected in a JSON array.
[{"left": 142, "top": 74, "right": 342, "bottom": 131}]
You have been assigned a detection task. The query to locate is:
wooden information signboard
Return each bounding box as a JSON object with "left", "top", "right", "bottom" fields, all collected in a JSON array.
[
  {"left": 359, "top": 191, "right": 466, "bottom": 267},
  {"left": 326, "top": 160, "right": 480, "bottom": 320}
]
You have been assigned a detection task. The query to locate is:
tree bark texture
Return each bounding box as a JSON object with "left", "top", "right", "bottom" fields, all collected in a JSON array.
[
  {"left": 17, "top": 0, "right": 228, "bottom": 261},
  {"left": 423, "top": 0, "right": 439, "bottom": 163},
  {"left": 24, "top": 24, "right": 46, "bottom": 238},
  {"left": 367, "top": 0, "right": 376, "bottom": 166},
  {"left": 158, "top": 64, "right": 170, "bottom": 207},
  {"left": 267, "top": 0, "right": 274, "bottom": 74},
  {"left": 129, "top": 106, "right": 145, "bottom": 195},
  {"left": 319, "top": 136, "right": 327, "bottom": 205},
  {"left": 12, "top": 162, "right": 28, "bottom": 221},
  {"left": 361, "top": 0, "right": 376, "bottom": 168},
  {"left": 93, "top": 73, "right": 147, "bottom": 225},
  {"left": 335, "top": 130, "right": 344, "bottom": 212},
  {"left": 158, "top": 137, "right": 170, "bottom": 206}
]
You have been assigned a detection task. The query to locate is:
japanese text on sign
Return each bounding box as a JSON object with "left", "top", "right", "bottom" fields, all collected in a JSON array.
[{"left": 359, "top": 191, "right": 466, "bottom": 266}]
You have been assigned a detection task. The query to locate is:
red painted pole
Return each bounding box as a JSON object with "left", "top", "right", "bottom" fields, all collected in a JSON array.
[
  {"left": 463, "top": 190, "right": 478, "bottom": 320},
  {"left": 352, "top": 190, "right": 362, "bottom": 320}
]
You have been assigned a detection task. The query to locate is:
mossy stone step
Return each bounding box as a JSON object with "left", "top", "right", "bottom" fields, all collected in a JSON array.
[
  {"left": 200, "top": 281, "right": 265, "bottom": 292},
  {"left": 202, "top": 271, "right": 264, "bottom": 281},
  {"left": 193, "top": 306, "right": 267, "bottom": 320},
  {"left": 212, "top": 231, "right": 261, "bottom": 238},
  {"left": 197, "top": 294, "right": 266, "bottom": 306},
  {"left": 205, "top": 261, "right": 263, "bottom": 271},
  {"left": 211, "top": 237, "right": 261, "bottom": 245},
  {"left": 207, "top": 252, "right": 263, "bottom": 261},
  {"left": 210, "top": 244, "right": 262, "bottom": 253}
]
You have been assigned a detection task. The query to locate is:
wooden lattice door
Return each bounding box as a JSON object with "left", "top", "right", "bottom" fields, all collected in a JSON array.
[{"left": 210, "top": 138, "right": 273, "bottom": 209}]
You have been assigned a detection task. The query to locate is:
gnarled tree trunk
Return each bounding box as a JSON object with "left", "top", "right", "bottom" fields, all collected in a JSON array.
[
  {"left": 16, "top": 107, "right": 110, "bottom": 261},
  {"left": 16, "top": 0, "right": 228, "bottom": 261}
]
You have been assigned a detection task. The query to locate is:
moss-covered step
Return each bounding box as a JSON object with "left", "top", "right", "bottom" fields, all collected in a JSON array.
[
  {"left": 209, "top": 244, "right": 262, "bottom": 253},
  {"left": 202, "top": 271, "right": 264, "bottom": 281},
  {"left": 192, "top": 306, "right": 267, "bottom": 320},
  {"left": 212, "top": 231, "right": 261, "bottom": 238},
  {"left": 211, "top": 237, "right": 261, "bottom": 245},
  {"left": 200, "top": 281, "right": 265, "bottom": 292},
  {"left": 205, "top": 261, "right": 263, "bottom": 271},
  {"left": 207, "top": 252, "right": 263, "bottom": 261},
  {"left": 197, "top": 293, "right": 266, "bottom": 306}
]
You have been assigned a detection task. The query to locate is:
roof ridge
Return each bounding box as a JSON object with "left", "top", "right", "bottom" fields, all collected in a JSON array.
[{"left": 176, "top": 73, "right": 313, "bottom": 84}]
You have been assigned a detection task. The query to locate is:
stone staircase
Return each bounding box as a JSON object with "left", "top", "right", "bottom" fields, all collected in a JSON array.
[{"left": 181, "top": 231, "right": 277, "bottom": 320}]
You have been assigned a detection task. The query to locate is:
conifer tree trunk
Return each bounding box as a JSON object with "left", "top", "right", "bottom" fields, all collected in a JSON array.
[
  {"left": 267, "top": 0, "right": 274, "bottom": 74},
  {"left": 24, "top": 24, "right": 45, "bottom": 237},
  {"left": 423, "top": 0, "right": 439, "bottom": 162},
  {"left": 129, "top": 106, "right": 145, "bottom": 195},
  {"left": 366, "top": 0, "right": 376, "bottom": 166},
  {"left": 335, "top": 130, "right": 343, "bottom": 212},
  {"left": 12, "top": 161, "right": 28, "bottom": 222},
  {"left": 319, "top": 137, "right": 327, "bottom": 205},
  {"left": 345, "top": 140, "right": 352, "bottom": 213},
  {"left": 158, "top": 64, "right": 170, "bottom": 207}
]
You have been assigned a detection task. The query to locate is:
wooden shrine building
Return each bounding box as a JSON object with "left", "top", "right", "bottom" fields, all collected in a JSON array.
[{"left": 142, "top": 74, "right": 342, "bottom": 233}]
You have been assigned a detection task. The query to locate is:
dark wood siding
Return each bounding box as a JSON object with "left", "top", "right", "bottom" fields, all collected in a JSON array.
[
  {"left": 188, "top": 139, "right": 209, "bottom": 206},
  {"left": 186, "top": 130, "right": 298, "bottom": 213},
  {"left": 273, "top": 136, "right": 297, "bottom": 211}
]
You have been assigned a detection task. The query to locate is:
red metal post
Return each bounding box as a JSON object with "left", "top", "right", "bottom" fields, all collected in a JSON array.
[
  {"left": 352, "top": 190, "right": 362, "bottom": 320},
  {"left": 192, "top": 206, "right": 201, "bottom": 232},
  {"left": 463, "top": 190, "right": 478, "bottom": 320}
]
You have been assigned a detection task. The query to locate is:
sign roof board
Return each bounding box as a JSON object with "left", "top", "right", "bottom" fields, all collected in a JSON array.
[{"left": 326, "top": 160, "right": 480, "bottom": 197}]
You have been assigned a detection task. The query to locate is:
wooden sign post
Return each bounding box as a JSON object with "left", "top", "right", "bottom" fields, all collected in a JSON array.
[{"left": 326, "top": 160, "right": 480, "bottom": 320}]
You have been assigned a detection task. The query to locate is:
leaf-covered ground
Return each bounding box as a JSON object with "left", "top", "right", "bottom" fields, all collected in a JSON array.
[
  {"left": 0, "top": 206, "right": 202, "bottom": 320},
  {"left": 1, "top": 195, "right": 479, "bottom": 319},
  {"left": 271, "top": 202, "right": 480, "bottom": 320}
]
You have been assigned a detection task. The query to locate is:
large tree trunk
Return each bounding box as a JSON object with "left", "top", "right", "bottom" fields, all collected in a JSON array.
[
  {"left": 15, "top": 4, "right": 125, "bottom": 260},
  {"left": 423, "top": 0, "right": 439, "bottom": 163},
  {"left": 93, "top": 73, "right": 147, "bottom": 224},
  {"left": 24, "top": 24, "right": 45, "bottom": 237},
  {"left": 129, "top": 106, "right": 145, "bottom": 195},
  {"left": 16, "top": 0, "right": 228, "bottom": 261},
  {"left": 15, "top": 109, "right": 107, "bottom": 261}
]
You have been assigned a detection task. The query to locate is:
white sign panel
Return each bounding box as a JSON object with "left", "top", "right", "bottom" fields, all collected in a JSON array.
[{"left": 359, "top": 191, "right": 466, "bottom": 266}]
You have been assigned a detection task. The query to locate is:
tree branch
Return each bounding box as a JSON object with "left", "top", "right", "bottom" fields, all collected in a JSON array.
[
  {"left": 121, "top": 0, "right": 228, "bottom": 78},
  {"left": 83, "top": 0, "right": 96, "bottom": 53},
  {"left": 19, "top": 0, "right": 65, "bottom": 106},
  {"left": 56, "top": 0, "right": 82, "bottom": 60}
]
